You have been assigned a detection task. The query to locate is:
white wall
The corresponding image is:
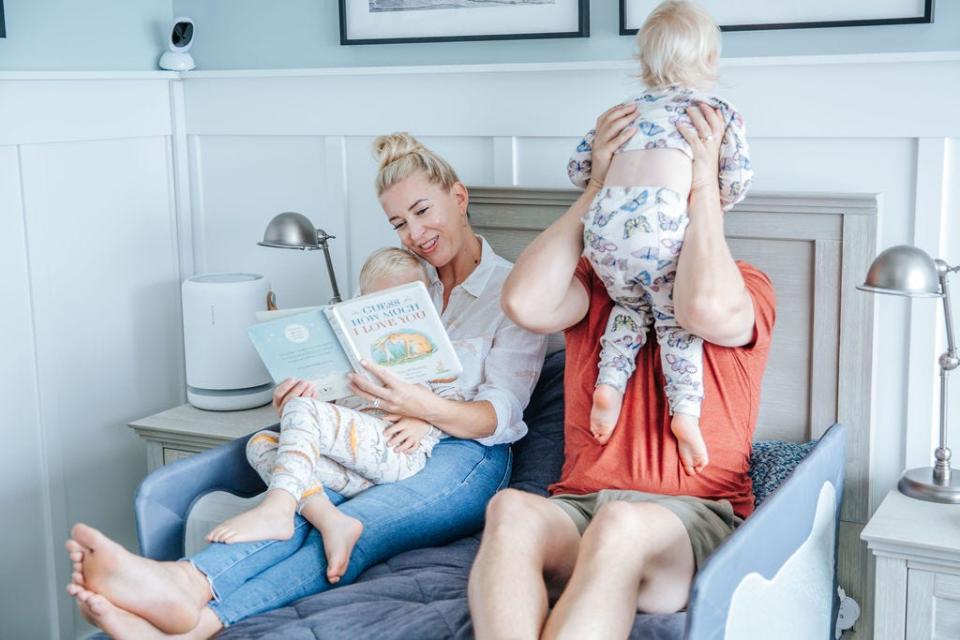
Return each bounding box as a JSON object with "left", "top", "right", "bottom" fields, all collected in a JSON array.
[{"left": 0, "top": 73, "right": 185, "bottom": 639}]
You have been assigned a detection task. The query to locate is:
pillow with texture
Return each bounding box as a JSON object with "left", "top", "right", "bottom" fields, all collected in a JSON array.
[{"left": 749, "top": 439, "right": 818, "bottom": 507}]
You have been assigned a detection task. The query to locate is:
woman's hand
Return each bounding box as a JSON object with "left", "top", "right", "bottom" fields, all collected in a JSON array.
[
  {"left": 271, "top": 378, "right": 318, "bottom": 416},
  {"left": 587, "top": 103, "right": 638, "bottom": 189},
  {"left": 348, "top": 361, "right": 437, "bottom": 420},
  {"left": 677, "top": 103, "right": 725, "bottom": 195},
  {"left": 383, "top": 417, "right": 432, "bottom": 454}
]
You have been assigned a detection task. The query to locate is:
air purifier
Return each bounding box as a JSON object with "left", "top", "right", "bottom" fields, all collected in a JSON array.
[{"left": 181, "top": 273, "right": 274, "bottom": 411}]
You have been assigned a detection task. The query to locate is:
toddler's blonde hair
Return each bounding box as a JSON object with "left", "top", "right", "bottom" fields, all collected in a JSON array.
[
  {"left": 635, "top": 0, "right": 720, "bottom": 90},
  {"left": 359, "top": 247, "right": 428, "bottom": 295},
  {"left": 372, "top": 132, "right": 461, "bottom": 197}
]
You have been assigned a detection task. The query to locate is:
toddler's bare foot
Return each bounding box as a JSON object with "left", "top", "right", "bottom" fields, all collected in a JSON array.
[
  {"left": 671, "top": 413, "right": 709, "bottom": 475},
  {"left": 300, "top": 494, "right": 364, "bottom": 584},
  {"left": 590, "top": 384, "right": 624, "bottom": 445},
  {"left": 206, "top": 489, "right": 297, "bottom": 544},
  {"left": 67, "top": 523, "right": 209, "bottom": 634}
]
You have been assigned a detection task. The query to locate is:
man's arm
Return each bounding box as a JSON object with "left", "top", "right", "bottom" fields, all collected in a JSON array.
[
  {"left": 501, "top": 185, "right": 595, "bottom": 334},
  {"left": 502, "top": 103, "right": 639, "bottom": 334},
  {"left": 673, "top": 104, "right": 755, "bottom": 347}
]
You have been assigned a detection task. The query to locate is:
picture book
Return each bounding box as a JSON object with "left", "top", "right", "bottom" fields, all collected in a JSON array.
[{"left": 247, "top": 281, "right": 461, "bottom": 402}]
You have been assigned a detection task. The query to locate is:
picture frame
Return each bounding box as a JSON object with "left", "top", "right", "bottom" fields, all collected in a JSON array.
[
  {"left": 0, "top": 1, "right": 6, "bottom": 39},
  {"left": 619, "top": 0, "right": 933, "bottom": 35},
  {"left": 340, "top": 0, "right": 589, "bottom": 46}
]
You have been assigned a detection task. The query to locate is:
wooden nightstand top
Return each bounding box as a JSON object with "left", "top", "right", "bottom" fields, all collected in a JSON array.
[
  {"left": 128, "top": 402, "right": 279, "bottom": 445},
  {"left": 862, "top": 490, "right": 960, "bottom": 563}
]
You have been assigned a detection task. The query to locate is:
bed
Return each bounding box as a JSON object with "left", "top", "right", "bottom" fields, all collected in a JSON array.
[{"left": 132, "top": 188, "right": 878, "bottom": 639}]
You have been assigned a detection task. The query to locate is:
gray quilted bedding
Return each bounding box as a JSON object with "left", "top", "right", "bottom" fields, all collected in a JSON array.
[{"left": 219, "top": 351, "right": 686, "bottom": 639}]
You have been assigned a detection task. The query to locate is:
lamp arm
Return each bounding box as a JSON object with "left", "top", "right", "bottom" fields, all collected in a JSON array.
[{"left": 941, "top": 266, "right": 958, "bottom": 363}]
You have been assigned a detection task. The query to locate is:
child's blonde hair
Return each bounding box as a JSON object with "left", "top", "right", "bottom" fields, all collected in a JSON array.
[
  {"left": 635, "top": 0, "right": 720, "bottom": 90},
  {"left": 359, "top": 247, "right": 428, "bottom": 295},
  {"left": 372, "top": 132, "right": 461, "bottom": 197}
]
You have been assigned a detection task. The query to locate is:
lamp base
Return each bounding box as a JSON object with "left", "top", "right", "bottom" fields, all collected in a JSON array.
[{"left": 898, "top": 466, "right": 960, "bottom": 503}]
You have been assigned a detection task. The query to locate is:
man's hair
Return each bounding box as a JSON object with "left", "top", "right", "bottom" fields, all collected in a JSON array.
[{"left": 635, "top": 0, "right": 720, "bottom": 90}]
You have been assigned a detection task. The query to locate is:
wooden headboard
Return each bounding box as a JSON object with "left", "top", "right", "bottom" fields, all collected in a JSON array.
[{"left": 468, "top": 186, "right": 877, "bottom": 614}]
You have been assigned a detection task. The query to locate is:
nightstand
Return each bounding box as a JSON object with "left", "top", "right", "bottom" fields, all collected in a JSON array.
[
  {"left": 128, "top": 402, "right": 279, "bottom": 472},
  {"left": 861, "top": 490, "right": 960, "bottom": 640},
  {"left": 128, "top": 402, "right": 279, "bottom": 554}
]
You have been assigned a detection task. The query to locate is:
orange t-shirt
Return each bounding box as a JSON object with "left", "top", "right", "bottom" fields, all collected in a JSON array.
[{"left": 548, "top": 258, "right": 776, "bottom": 518}]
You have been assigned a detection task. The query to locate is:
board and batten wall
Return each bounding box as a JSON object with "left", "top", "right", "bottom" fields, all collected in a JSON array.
[
  {"left": 0, "top": 73, "right": 186, "bottom": 639},
  {"left": 1, "top": 52, "right": 958, "bottom": 639},
  {"left": 178, "top": 52, "right": 960, "bottom": 640}
]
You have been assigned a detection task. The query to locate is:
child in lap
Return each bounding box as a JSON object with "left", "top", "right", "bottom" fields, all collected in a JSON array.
[{"left": 206, "top": 247, "right": 459, "bottom": 582}]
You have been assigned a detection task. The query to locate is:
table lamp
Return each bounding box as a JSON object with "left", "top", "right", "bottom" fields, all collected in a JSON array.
[
  {"left": 858, "top": 245, "right": 960, "bottom": 503},
  {"left": 258, "top": 212, "right": 342, "bottom": 304}
]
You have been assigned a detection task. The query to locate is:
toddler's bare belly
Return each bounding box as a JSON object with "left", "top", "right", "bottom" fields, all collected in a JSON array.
[{"left": 605, "top": 149, "right": 691, "bottom": 198}]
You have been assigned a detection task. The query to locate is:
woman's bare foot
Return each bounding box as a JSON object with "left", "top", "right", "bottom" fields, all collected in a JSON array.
[
  {"left": 71, "top": 586, "right": 219, "bottom": 640},
  {"left": 67, "top": 523, "right": 210, "bottom": 634},
  {"left": 206, "top": 489, "right": 297, "bottom": 544},
  {"left": 300, "top": 494, "right": 364, "bottom": 584},
  {"left": 590, "top": 384, "right": 624, "bottom": 445},
  {"left": 671, "top": 413, "right": 709, "bottom": 475}
]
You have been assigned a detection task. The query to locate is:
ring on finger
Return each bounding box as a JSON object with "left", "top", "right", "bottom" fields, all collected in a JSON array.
[
  {"left": 700, "top": 134, "right": 714, "bottom": 142},
  {"left": 372, "top": 398, "right": 381, "bottom": 409}
]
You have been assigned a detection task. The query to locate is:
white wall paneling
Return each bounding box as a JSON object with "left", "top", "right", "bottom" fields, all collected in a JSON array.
[{"left": 0, "top": 74, "right": 183, "bottom": 639}]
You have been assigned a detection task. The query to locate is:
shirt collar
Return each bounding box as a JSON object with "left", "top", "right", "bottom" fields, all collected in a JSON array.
[{"left": 419, "top": 234, "right": 495, "bottom": 299}]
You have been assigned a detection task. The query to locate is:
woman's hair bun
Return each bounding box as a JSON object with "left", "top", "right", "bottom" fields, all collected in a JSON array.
[{"left": 372, "top": 132, "right": 424, "bottom": 170}]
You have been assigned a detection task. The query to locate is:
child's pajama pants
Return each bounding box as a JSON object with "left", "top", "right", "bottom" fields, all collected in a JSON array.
[
  {"left": 246, "top": 397, "right": 440, "bottom": 503},
  {"left": 583, "top": 185, "right": 704, "bottom": 418}
]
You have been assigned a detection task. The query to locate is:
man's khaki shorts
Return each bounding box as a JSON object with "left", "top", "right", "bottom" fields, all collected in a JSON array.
[{"left": 548, "top": 490, "right": 743, "bottom": 570}]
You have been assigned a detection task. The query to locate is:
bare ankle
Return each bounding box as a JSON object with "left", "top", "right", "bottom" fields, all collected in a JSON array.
[{"left": 176, "top": 561, "right": 213, "bottom": 603}]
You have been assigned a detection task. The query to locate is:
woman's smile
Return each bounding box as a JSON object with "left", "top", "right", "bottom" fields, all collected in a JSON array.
[{"left": 418, "top": 235, "right": 440, "bottom": 255}]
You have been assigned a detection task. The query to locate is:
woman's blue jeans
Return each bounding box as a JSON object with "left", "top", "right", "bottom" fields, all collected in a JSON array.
[{"left": 189, "top": 438, "right": 511, "bottom": 626}]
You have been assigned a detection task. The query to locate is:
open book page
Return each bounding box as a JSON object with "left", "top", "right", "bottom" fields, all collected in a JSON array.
[
  {"left": 325, "top": 281, "right": 462, "bottom": 385},
  {"left": 247, "top": 309, "right": 353, "bottom": 402}
]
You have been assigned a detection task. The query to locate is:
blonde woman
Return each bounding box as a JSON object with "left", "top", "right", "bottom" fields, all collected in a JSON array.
[{"left": 63, "top": 133, "right": 547, "bottom": 638}]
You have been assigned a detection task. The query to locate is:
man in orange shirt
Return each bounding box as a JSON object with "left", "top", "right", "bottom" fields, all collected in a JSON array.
[{"left": 468, "top": 102, "right": 775, "bottom": 639}]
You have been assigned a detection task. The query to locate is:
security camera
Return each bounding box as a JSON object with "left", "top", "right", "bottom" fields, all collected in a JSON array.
[{"left": 159, "top": 17, "right": 196, "bottom": 71}]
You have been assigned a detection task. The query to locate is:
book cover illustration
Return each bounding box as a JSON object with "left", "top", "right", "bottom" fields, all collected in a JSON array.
[
  {"left": 247, "top": 309, "right": 353, "bottom": 402},
  {"left": 325, "top": 281, "right": 462, "bottom": 385}
]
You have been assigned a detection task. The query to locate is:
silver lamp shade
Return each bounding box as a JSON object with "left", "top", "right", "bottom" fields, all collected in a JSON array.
[
  {"left": 258, "top": 212, "right": 334, "bottom": 250},
  {"left": 857, "top": 244, "right": 942, "bottom": 298},
  {"left": 258, "top": 212, "right": 342, "bottom": 303}
]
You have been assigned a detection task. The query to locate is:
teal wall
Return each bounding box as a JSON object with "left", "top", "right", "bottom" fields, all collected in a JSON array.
[
  {"left": 174, "top": 0, "right": 959, "bottom": 70},
  {"left": 0, "top": 0, "right": 172, "bottom": 70}
]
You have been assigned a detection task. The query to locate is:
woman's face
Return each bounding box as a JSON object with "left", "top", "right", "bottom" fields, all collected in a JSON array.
[{"left": 379, "top": 172, "right": 469, "bottom": 268}]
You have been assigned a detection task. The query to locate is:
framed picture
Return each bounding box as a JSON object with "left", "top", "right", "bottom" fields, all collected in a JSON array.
[
  {"left": 620, "top": 0, "right": 933, "bottom": 35},
  {"left": 340, "top": 0, "right": 589, "bottom": 45},
  {"left": 0, "top": 1, "right": 6, "bottom": 38}
]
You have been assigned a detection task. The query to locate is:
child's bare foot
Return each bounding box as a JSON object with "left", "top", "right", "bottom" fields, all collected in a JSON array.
[
  {"left": 67, "top": 523, "right": 210, "bottom": 634},
  {"left": 206, "top": 489, "right": 297, "bottom": 544},
  {"left": 300, "top": 494, "right": 364, "bottom": 584},
  {"left": 590, "top": 384, "right": 624, "bottom": 445},
  {"left": 671, "top": 413, "right": 709, "bottom": 475}
]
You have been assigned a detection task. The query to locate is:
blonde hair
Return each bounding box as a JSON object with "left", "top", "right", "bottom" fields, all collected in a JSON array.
[
  {"left": 358, "top": 247, "right": 428, "bottom": 295},
  {"left": 372, "top": 132, "right": 461, "bottom": 197},
  {"left": 635, "top": 0, "right": 720, "bottom": 90}
]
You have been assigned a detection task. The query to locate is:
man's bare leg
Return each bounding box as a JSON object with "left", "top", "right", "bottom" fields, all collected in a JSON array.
[
  {"left": 468, "top": 489, "right": 581, "bottom": 640},
  {"left": 70, "top": 585, "right": 223, "bottom": 640},
  {"left": 542, "top": 502, "right": 695, "bottom": 639},
  {"left": 65, "top": 524, "right": 213, "bottom": 634}
]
